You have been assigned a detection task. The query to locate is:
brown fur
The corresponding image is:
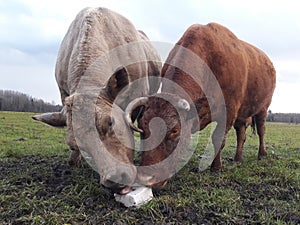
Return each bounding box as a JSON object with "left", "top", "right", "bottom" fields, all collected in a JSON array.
[{"left": 138, "top": 23, "right": 276, "bottom": 187}]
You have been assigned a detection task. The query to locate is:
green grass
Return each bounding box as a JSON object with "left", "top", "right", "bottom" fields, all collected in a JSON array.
[
  {"left": 0, "top": 111, "right": 67, "bottom": 158},
  {"left": 0, "top": 112, "right": 299, "bottom": 224}
]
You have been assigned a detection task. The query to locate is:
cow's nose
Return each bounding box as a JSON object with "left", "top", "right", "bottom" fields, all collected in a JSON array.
[{"left": 101, "top": 172, "right": 134, "bottom": 193}]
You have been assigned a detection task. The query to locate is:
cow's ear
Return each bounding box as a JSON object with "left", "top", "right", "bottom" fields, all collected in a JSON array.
[
  {"left": 65, "top": 95, "right": 74, "bottom": 111},
  {"left": 186, "top": 96, "right": 210, "bottom": 132},
  {"left": 105, "top": 66, "right": 129, "bottom": 100},
  {"left": 32, "top": 108, "right": 66, "bottom": 127},
  {"left": 186, "top": 97, "right": 209, "bottom": 118},
  {"left": 193, "top": 97, "right": 210, "bottom": 114}
]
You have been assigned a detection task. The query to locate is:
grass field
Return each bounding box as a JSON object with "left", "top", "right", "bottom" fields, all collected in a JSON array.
[{"left": 0, "top": 111, "right": 299, "bottom": 224}]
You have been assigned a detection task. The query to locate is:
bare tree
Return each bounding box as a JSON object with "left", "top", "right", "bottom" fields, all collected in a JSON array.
[{"left": 0, "top": 90, "right": 62, "bottom": 113}]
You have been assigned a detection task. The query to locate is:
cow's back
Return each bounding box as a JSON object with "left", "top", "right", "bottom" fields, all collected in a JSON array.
[
  {"left": 162, "top": 23, "right": 276, "bottom": 123},
  {"left": 55, "top": 7, "right": 160, "bottom": 105}
]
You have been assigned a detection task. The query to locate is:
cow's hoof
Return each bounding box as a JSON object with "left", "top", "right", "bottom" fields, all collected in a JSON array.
[
  {"left": 233, "top": 156, "right": 243, "bottom": 163},
  {"left": 210, "top": 166, "right": 222, "bottom": 173},
  {"left": 68, "top": 150, "right": 82, "bottom": 167},
  {"left": 68, "top": 159, "right": 80, "bottom": 167},
  {"left": 68, "top": 156, "right": 82, "bottom": 167},
  {"left": 257, "top": 154, "right": 267, "bottom": 160}
]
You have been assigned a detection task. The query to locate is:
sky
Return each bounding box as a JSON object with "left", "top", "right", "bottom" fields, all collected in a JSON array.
[{"left": 0, "top": 0, "right": 299, "bottom": 113}]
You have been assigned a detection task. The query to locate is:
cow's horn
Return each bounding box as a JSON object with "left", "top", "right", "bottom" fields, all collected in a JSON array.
[
  {"left": 178, "top": 99, "right": 190, "bottom": 111},
  {"left": 125, "top": 97, "right": 149, "bottom": 133}
]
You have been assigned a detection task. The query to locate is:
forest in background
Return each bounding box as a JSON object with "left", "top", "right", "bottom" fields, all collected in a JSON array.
[
  {"left": 267, "top": 111, "right": 300, "bottom": 124},
  {"left": 0, "top": 90, "right": 62, "bottom": 113},
  {"left": 0, "top": 90, "right": 299, "bottom": 123}
]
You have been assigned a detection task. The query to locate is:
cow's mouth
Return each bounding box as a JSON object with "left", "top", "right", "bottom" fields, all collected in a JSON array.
[
  {"left": 119, "top": 186, "right": 132, "bottom": 195},
  {"left": 108, "top": 185, "right": 133, "bottom": 195}
]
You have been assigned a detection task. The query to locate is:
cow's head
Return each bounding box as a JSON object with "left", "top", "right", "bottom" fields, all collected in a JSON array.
[
  {"left": 125, "top": 93, "right": 210, "bottom": 188},
  {"left": 32, "top": 67, "right": 137, "bottom": 194}
]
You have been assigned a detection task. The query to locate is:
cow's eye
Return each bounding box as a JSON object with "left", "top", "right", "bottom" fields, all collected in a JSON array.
[
  {"left": 97, "top": 116, "right": 115, "bottom": 136},
  {"left": 168, "top": 128, "right": 180, "bottom": 139},
  {"left": 108, "top": 117, "right": 115, "bottom": 127},
  {"left": 171, "top": 128, "right": 179, "bottom": 134}
]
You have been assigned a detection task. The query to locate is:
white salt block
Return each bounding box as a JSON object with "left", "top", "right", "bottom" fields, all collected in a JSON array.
[{"left": 114, "top": 186, "right": 153, "bottom": 207}]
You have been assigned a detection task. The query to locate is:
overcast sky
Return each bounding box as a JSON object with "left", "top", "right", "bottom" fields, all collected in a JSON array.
[{"left": 0, "top": 0, "right": 299, "bottom": 112}]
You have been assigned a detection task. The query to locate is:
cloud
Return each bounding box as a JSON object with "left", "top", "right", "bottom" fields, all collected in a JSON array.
[
  {"left": 274, "top": 59, "right": 300, "bottom": 83},
  {"left": 0, "top": 0, "right": 62, "bottom": 56},
  {"left": 0, "top": 57, "right": 59, "bottom": 104},
  {"left": 0, "top": 0, "right": 299, "bottom": 112},
  {"left": 271, "top": 81, "right": 299, "bottom": 113}
]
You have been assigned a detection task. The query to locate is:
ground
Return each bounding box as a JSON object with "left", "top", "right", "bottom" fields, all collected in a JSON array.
[{"left": 0, "top": 112, "right": 299, "bottom": 224}]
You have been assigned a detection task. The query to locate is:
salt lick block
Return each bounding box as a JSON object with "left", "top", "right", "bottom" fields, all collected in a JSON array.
[{"left": 114, "top": 186, "right": 153, "bottom": 207}]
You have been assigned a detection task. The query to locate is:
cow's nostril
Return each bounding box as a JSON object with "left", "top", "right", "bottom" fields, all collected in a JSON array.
[
  {"left": 103, "top": 179, "right": 117, "bottom": 188},
  {"left": 102, "top": 177, "right": 133, "bottom": 194},
  {"left": 102, "top": 172, "right": 133, "bottom": 189}
]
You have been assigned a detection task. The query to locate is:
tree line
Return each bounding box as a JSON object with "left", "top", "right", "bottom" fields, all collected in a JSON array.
[
  {"left": 267, "top": 110, "right": 300, "bottom": 124},
  {"left": 1, "top": 90, "right": 299, "bottom": 123},
  {"left": 0, "top": 90, "right": 62, "bottom": 113}
]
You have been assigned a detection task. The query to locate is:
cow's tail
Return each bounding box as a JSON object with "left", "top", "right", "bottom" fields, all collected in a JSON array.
[{"left": 251, "top": 116, "right": 257, "bottom": 135}]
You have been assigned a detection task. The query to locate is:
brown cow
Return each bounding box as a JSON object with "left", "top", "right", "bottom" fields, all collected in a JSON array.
[{"left": 126, "top": 23, "right": 276, "bottom": 188}]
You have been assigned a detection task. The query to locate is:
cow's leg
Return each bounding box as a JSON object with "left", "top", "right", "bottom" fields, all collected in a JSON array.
[
  {"left": 255, "top": 111, "right": 268, "bottom": 159},
  {"left": 233, "top": 119, "right": 247, "bottom": 162},
  {"left": 66, "top": 130, "right": 82, "bottom": 167},
  {"left": 65, "top": 106, "right": 82, "bottom": 167},
  {"left": 68, "top": 148, "right": 81, "bottom": 167},
  {"left": 211, "top": 150, "right": 223, "bottom": 172},
  {"left": 211, "top": 123, "right": 228, "bottom": 171}
]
